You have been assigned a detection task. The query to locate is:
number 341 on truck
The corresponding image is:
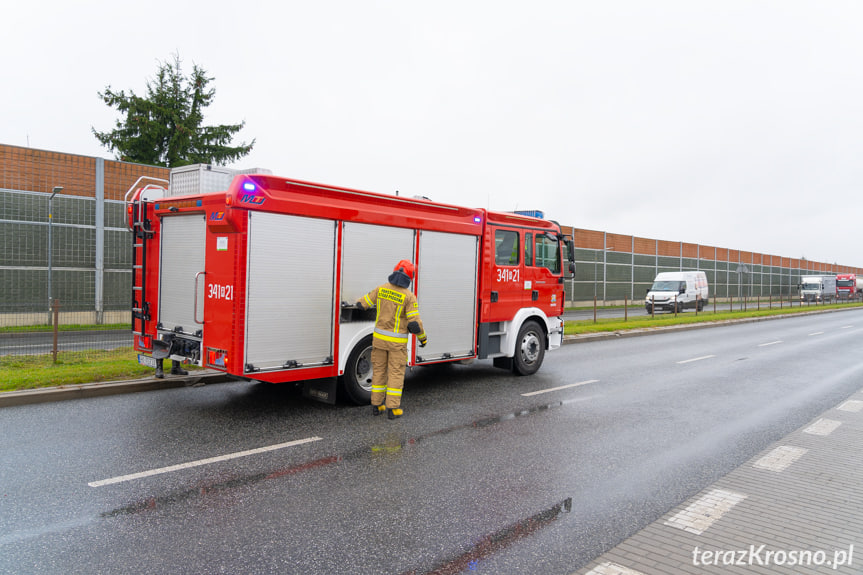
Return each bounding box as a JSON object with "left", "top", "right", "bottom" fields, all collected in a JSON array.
[{"left": 126, "top": 165, "right": 575, "bottom": 404}]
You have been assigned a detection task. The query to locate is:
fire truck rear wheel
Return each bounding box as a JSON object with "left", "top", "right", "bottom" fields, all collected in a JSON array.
[
  {"left": 514, "top": 320, "right": 545, "bottom": 376},
  {"left": 342, "top": 335, "right": 374, "bottom": 405}
]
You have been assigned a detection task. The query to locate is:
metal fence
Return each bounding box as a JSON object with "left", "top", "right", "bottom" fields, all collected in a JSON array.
[
  {"left": 567, "top": 246, "right": 838, "bottom": 306},
  {"left": 0, "top": 188, "right": 133, "bottom": 357}
]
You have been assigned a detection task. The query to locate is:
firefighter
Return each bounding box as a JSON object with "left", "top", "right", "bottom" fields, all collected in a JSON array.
[{"left": 355, "top": 260, "right": 427, "bottom": 419}]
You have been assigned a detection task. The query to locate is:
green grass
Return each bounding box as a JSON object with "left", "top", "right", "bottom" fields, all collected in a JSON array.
[
  {"left": 565, "top": 301, "right": 863, "bottom": 335},
  {"left": 0, "top": 348, "right": 154, "bottom": 392}
]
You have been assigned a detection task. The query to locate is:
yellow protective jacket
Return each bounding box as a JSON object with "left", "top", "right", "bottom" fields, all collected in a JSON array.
[{"left": 358, "top": 282, "right": 426, "bottom": 351}]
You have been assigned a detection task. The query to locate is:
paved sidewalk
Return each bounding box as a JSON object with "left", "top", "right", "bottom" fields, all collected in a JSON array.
[{"left": 574, "top": 388, "right": 863, "bottom": 575}]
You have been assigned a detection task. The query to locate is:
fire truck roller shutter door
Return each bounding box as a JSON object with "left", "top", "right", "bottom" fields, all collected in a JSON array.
[
  {"left": 415, "top": 230, "right": 479, "bottom": 363},
  {"left": 245, "top": 212, "right": 336, "bottom": 372},
  {"left": 339, "top": 222, "right": 415, "bottom": 405},
  {"left": 340, "top": 223, "right": 415, "bottom": 305},
  {"left": 159, "top": 214, "right": 206, "bottom": 335}
]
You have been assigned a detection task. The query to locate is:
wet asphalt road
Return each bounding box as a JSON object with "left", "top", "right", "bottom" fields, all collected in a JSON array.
[{"left": 2, "top": 309, "right": 863, "bottom": 574}]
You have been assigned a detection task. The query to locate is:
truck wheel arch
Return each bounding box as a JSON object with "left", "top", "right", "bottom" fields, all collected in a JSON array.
[{"left": 513, "top": 319, "right": 546, "bottom": 376}]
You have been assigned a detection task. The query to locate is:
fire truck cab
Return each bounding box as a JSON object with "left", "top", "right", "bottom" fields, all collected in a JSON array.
[{"left": 127, "top": 167, "right": 573, "bottom": 405}]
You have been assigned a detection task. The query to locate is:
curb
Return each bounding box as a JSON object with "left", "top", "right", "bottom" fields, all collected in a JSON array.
[{"left": 0, "top": 371, "right": 234, "bottom": 408}]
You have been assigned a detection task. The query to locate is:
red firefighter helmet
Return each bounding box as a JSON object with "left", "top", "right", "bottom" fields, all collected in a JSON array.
[{"left": 394, "top": 259, "right": 415, "bottom": 280}]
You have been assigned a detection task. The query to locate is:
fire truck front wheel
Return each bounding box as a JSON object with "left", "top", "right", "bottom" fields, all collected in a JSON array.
[
  {"left": 342, "top": 335, "right": 374, "bottom": 405},
  {"left": 514, "top": 320, "right": 545, "bottom": 376}
]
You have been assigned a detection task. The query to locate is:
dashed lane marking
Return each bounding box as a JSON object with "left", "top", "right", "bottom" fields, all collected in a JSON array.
[
  {"left": 753, "top": 445, "right": 808, "bottom": 472},
  {"left": 664, "top": 488, "right": 747, "bottom": 535},
  {"left": 89, "top": 436, "right": 323, "bottom": 487},
  {"left": 521, "top": 379, "right": 599, "bottom": 397},
  {"left": 758, "top": 340, "right": 783, "bottom": 347},
  {"left": 676, "top": 355, "right": 716, "bottom": 364}
]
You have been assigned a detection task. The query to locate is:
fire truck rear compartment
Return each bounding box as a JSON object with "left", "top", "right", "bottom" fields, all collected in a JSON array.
[{"left": 157, "top": 214, "right": 206, "bottom": 363}]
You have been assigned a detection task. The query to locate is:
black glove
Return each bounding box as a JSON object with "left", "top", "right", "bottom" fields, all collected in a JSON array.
[{"left": 418, "top": 336, "right": 427, "bottom": 348}]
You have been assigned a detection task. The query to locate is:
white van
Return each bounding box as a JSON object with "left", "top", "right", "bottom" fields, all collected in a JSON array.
[{"left": 645, "top": 271, "right": 709, "bottom": 313}]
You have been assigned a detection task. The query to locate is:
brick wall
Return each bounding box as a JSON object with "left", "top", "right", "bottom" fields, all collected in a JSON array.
[{"left": 0, "top": 143, "right": 169, "bottom": 200}]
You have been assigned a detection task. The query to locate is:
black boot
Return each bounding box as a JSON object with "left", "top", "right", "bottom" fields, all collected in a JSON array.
[
  {"left": 170, "top": 360, "right": 188, "bottom": 376},
  {"left": 372, "top": 405, "right": 385, "bottom": 416},
  {"left": 387, "top": 408, "right": 403, "bottom": 420},
  {"left": 154, "top": 359, "right": 165, "bottom": 379}
]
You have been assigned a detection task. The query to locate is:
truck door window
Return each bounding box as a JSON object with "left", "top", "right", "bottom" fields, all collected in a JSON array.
[
  {"left": 524, "top": 233, "right": 533, "bottom": 266},
  {"left": 533, "top": 233, "right": 561, "bottom": 273},
  {"left": 495, "top": 230, "right": 519, "bottom": 266}
]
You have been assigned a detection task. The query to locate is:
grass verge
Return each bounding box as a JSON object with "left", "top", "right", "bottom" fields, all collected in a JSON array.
[
  {"left": 565, "top": 302, "right": 863, "bottom": 335},
  {"left": 0, "top": 348, "right": 154, "bottom": 392}
]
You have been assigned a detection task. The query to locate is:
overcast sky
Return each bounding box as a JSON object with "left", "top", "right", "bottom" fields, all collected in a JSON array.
[{"left": 5, "top": 2, "right": 863, "bottom": 266}]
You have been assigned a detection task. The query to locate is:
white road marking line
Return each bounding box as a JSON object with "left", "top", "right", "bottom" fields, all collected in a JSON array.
[
  {"left": 88, "top": 436, "right": 323, "bottom": 487},
  {"left": 521, "top": 379, "right": 598, "bottom": 397},
  {"left": 841, "top": 325, "right": 853, "bottom": 329},
  {"left": 585, "top": 562, "right": 646, "bottom": 575},
  {"left": 753, "top": 445, "right": 808, "bottom": 472},
  {"left": 838, "top": 400, "right": 863, "bottom": 413},
  {"left": 676, "top": 355, "right": 716, "bottom": 364},
  {"left": 758, "top": 340, "right": 783, "bottom": 347},
  {"left": 809, "top": 331, "right": 824, "bottom": 336},
  {"left": 664, "top": 488, "right": 747, "bottom": 535},
  {"left": 804, "top": 418, "right": 842, "bottom": 436}
]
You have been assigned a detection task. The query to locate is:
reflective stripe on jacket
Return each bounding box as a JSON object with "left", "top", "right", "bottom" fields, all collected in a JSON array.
[{"left": 358, "top": 282, "right": 425, "bottom": 349}]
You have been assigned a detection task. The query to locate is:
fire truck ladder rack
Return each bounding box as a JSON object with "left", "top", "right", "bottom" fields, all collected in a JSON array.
[
  {"left": 125, "top": 178, "right": 168, "bottom": 338},
  {"left": 131, "top": 213, "right": 152, "bottom": 337}
]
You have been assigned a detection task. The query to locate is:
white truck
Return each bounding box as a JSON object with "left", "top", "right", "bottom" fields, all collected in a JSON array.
[
  {"left": 799, "top": 275, "right": 836, "bottom": 303},
  {"left": 645, "top": 271, "right": 709, "bottom": 313}
]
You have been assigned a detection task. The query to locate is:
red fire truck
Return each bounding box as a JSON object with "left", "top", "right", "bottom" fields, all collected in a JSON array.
[{"left": 126, "top": 167, "right": 574, "bottom": 404}]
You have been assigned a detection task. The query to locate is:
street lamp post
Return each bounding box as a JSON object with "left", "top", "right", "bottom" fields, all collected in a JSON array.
[{"left": 48, "top": 186, "right": 63, "bottom": 321}]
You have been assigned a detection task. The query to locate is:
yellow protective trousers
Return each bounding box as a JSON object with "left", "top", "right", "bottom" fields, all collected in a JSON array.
[{"left": 370, "top": 346, "right": 407, "bottom": 409}]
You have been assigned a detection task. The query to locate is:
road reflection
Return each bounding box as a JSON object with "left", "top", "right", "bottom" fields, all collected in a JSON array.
[
  {"left": 401, "top": 497, "right": 572, "bottom": 575},
  {"left": 102, "top": 398, "right": 586, "bottom": 518}
]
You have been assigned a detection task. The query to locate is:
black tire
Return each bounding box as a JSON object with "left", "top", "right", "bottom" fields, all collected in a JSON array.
[
  {"left": 513, "top": 320, "right": 545, "bottom": 376},
  {"left": 341, "top": 335, "right": 373, "bottom": 405}
]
